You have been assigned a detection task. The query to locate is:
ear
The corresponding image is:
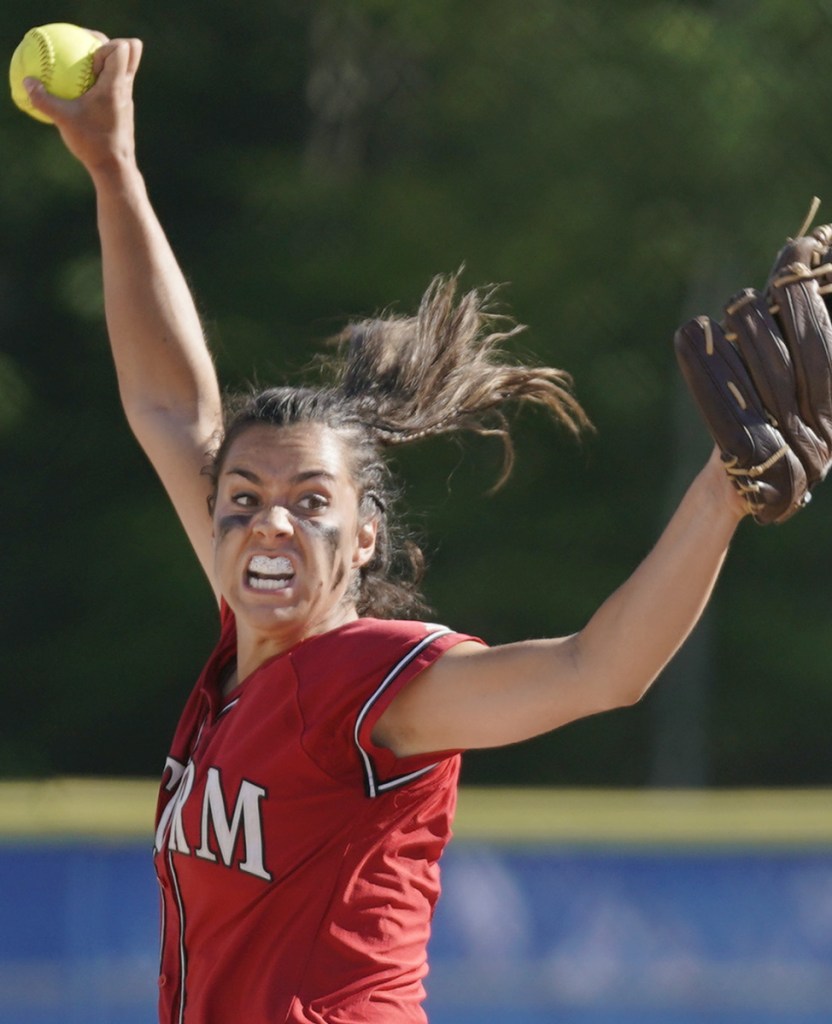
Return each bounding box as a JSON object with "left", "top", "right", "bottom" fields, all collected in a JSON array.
[{"left": 353, "top": 516, "right": 378, "bottom": 568}]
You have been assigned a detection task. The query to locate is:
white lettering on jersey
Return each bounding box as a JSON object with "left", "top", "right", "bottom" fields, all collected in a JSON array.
[
  {"left": 161, "top": 755, "right": 186, "bottom": 793},
  {"left": 195, "top": 767, "right": 272, "bottom": 881},
  {"left": 155, "top": 758, "right": 195, "bottom": 855}
]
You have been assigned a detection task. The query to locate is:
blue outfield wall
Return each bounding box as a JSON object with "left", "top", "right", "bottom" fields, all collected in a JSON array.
[
  {"left": 0, "top": 783, "right": 830, "bottom": 1024},
  {"left": 427, "top": 844, "right": 832, "bottom": 1024}
]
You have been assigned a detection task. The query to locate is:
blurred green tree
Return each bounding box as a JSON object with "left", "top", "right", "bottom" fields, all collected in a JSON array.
[{"left": 1, "top": 0, "right": 831, "bottom": 784}]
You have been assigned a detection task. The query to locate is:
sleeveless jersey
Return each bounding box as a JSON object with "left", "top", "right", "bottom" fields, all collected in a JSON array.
[{"left": 153, "top": 611, "right": 479, "bottom": 1023}]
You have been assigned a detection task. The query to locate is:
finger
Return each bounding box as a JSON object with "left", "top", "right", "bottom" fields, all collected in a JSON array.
[
  {"left": 722, "top": 289, "right": 797, "bottom": 425},
  {"left": 125, "top": 38, "right": 144, "bottom": 75},
  {"left": 769, "top": 267, "right": 832, "bottom": 440},
  {"left": 767, "top": 230, "right": 829, "bottom": 281},
  {"left": 675, "top": 315, "right": 769, "bottom": 435},
  {"left": 92, "top": 38, "right": 142, "bottom": 79},
  {"left": 726, "top": 288, "right": 830, "bottom": 485},
  {"left": 22, "top": 77, "right": 75, "bottom": 123}
]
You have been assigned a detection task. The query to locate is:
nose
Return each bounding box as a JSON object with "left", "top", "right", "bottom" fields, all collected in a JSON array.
[{"left": 252, "top": 503, "right": 294, "bottom": 538}]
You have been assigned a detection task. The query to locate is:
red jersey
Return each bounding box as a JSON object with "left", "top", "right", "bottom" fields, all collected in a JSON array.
[{"left": 153, "top": 610, "right": 478, "bottom": 1024}]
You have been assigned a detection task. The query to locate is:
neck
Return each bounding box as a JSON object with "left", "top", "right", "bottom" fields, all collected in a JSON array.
[{"left": 232, "top": 605, "right": 360, "bottom": 688}]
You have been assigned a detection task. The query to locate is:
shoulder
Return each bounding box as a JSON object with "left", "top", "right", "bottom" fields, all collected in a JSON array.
[
  {"left": 330, "top": 616, "right": 457, "bottom": 642},
  {"left": 290, "top": 617, "right": 483, "bottom": 715},
  {"left": 292, "top": 619, "right": 480, "bottom": 791},
  {"left": 292, "top": 617, "right": 478, "bottom": 675}
]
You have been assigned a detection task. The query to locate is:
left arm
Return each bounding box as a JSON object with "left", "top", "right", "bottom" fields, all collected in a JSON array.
[{"left": 374, "top": 448, "right": 745, "bottom": 757}]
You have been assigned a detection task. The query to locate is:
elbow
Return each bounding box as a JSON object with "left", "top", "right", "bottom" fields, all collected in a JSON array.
[
  {"left": 594, "top": 674, "right": 655, "bottom": 715},
  {"left": 561, "top": 635, "right": 656, "bottom": 718},
  {"left": 620, "top": 684, "right": 649, "bottom": 709},
  {"left": 613, "top": 673, "right": 659, "bottom": 711}
]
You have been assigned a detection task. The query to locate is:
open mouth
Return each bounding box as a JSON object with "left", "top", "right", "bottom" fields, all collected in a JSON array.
[{"left": 246, "top": 554, "right": 294, "bottom": 591}]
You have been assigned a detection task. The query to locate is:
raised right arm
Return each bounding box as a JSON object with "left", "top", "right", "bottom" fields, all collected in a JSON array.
[{"left": 26, "top": 36, "right": 222, "bottom": 585}]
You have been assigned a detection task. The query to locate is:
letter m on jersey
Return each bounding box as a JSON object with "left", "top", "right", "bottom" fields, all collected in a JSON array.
[{"left": 196, "top": 768, "right": 273, "bottom": 881}]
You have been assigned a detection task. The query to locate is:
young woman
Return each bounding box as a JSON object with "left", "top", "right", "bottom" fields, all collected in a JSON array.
[{"left": 29, "top": 34, "right": 748, "bottom": 1024}]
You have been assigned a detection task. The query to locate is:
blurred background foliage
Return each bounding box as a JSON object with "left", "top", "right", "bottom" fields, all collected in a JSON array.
[{"left": 1, "top": 0, "right": 831, "bottom": 786}]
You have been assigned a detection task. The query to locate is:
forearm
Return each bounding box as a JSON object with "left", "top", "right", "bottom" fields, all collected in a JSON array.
[
  {"left": 572, "top": 449, "right": 745, "bottom": 707},
  {"left": 27, "top": 35, "right": 222, "bottom": 443},
  {"left": 375, "top": 452, "right": 746, "bottom": 756},
  {"left": 27, "top": 34, "right": 223, "bottom": 577},
  {"left": 92, "top": 157, "right": 222, "bottom": 437}
]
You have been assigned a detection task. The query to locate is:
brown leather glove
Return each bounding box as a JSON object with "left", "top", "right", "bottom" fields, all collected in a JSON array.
[{"left": 675, "top": 220, "right": 832, "bottom": 524}]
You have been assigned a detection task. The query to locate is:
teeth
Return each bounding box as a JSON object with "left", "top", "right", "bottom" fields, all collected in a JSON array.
[
  {"left": 247, "top": 554, "right": 293, "bottom": 592},
  {"left": 248, "top": 555, "right": 292, "bottom": 576},
  {"left": 249, "top": 576, "right": 290, "bottom": 591}
]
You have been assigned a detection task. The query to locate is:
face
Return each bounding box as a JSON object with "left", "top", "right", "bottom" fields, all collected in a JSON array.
[{"left": 211, "top": 422, "right": 377, "bottom": 654}]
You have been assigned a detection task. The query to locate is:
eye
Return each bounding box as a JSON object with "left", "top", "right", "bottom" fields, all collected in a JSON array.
[
  {"left": 231, "top": 491, "right": 259, "bottom": 508},
  {"left": 297, "top": 492, "right": 329, "bottom": 513}
]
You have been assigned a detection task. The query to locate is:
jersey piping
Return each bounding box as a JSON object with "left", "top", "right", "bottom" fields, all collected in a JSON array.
[
  {"left": 354, "top": 627, "right": 451, "bottom": 798},
  {"left": 217, "top": 697, "right": 240, "bottom": 719},
  {"left": 168, "top": 847, "right": 188, "bottom": 1024}
]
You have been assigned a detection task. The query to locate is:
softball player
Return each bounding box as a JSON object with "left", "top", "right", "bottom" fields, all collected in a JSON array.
[{"left": 30, "top": 34, "right": 749, "bottom": 1024}]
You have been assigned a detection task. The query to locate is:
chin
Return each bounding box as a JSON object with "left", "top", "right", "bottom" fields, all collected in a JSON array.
[{"left": 231, "top": 593, "right": 303, "bottom": 627}]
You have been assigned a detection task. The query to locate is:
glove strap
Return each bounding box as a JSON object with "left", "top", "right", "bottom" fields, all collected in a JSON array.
[{"left": 723, "top": 445, "right": 789, "bottom": 480}]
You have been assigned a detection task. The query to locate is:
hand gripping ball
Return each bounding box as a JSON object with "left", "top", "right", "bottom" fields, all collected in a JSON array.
[{"left": 10, "top": 23, "right": 102, "bottom": 124}]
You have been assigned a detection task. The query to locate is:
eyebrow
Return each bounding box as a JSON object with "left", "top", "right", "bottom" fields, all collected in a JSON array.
[{"left": 224, "top": 467, "right": 337, "bottom": 486}]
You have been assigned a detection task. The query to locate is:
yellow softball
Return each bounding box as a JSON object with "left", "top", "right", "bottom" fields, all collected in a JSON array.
[{"left": 9, "top": 23, "right": 102, "bottom": 124}]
